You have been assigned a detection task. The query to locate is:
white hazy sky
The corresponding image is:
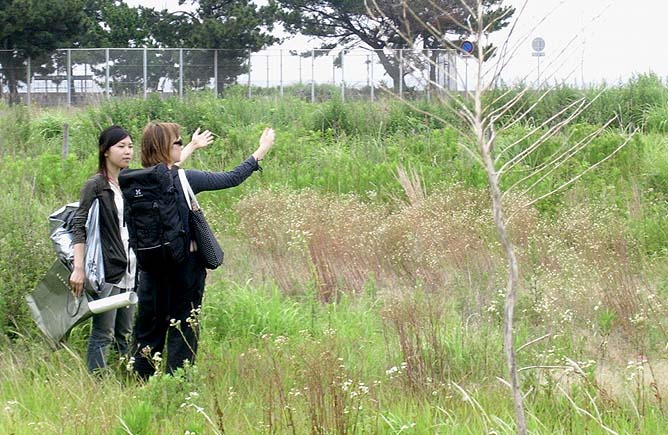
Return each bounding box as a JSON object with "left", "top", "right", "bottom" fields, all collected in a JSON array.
[{"left": 128, "top": 0, "right": 667, "bottom": 86}]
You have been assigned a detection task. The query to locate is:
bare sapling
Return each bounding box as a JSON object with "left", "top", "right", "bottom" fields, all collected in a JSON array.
[{"left": 364, "top": 1, "right": 634, "bottom": 434}]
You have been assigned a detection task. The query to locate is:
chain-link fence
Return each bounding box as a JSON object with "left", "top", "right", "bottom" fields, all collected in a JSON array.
[{"left": 0, "top": 48, "right": 467, "bottom": 106}]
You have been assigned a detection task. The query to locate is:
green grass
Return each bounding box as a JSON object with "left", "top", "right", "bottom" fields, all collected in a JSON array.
[
  {"left": 3, "top": 281, "right": 668, "bottom": 434},
  {"left": 3, "top": 79, "right": 668, "bottom": 433}
]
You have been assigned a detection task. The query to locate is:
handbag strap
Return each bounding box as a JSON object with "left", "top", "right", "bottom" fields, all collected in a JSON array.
[
  {"left": 177, "top": 169, "right": 200, "bottom": 211},
  {"left": 66, "top": 288, "right": 85, "bottom": 318}
]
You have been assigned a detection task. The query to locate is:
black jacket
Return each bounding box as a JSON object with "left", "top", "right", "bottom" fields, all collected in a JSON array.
[{"left": 72, "top": 174, "right": 127, "bottom": 284}]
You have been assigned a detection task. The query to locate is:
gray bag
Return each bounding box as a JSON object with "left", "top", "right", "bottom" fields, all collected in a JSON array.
[
  {"left": 25, "top": 259, "right": 138, "bottom": 348},
  {"left": 25, "top": 258, "right": 93, "bottom": 348},
  {"left": 28, "top": 198, "right": 110, "bottom": 347}
]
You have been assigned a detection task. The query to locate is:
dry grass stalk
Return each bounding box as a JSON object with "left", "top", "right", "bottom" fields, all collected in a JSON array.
[
  {"left": 381, "top": 291, "right": 449, "bottom": 394},
  {"left": 395, "top": 165, "right": 426, "bottom": 206}
]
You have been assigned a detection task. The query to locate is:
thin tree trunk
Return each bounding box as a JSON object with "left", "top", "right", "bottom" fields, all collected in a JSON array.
[{"left": 481, "top": 141, "right": 527, "bottom": 435}]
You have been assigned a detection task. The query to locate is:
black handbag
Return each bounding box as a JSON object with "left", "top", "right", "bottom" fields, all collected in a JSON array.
[{"left": 178, "top": 170, "right": 224, "bottom": 269}]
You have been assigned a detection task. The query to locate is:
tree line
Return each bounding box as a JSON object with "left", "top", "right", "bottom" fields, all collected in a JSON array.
[{"left": 0, "top": 0, "right": 512, "bottom": 103}]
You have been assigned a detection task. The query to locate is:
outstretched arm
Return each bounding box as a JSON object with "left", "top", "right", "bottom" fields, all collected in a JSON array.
[
  {"left": 175, "top": 128, "right": 214, "bottom": 166},
  {"left": 187, "top": 127, "right": 276, "bottom": 193}
]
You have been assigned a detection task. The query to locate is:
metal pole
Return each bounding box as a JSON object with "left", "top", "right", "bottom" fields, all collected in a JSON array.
[
  {"left": 143, "top": 48, "right": 147, "bottom": 99},
  {"left": 450, "top": 50, "right": 457, "bottom": 91},
  {"left": 399, "top": 49, "right": 403, "bottom": 98},
  {"left": 370, "top": 54, "right": 375, "bottom": 102},
  {"left": 179, "top": 48, "right": 184, "bottom": 100},
  {"left": 280, "top": 49, "right": 284, "bottom": 97},
  {"left": 340, "top": 50, "right": 345, "bottom": 102},
  {"left": 66, "top": 49, "right": 72, "bottom": 106},
  {"left": 311, "top": 49, "right": 315, "bottom": 103},
  {"left": 105, "top": 48, "right": 110, "bottom": 99},
  {"left": 465, "top": 57, "right": 468, "bottom": 92},
  {"left": 366, "top": 55, "right": 370, "bottom": 99},
  {"left": 299, "top": 55, "right": 302, "bottom": 84},
  {"left": 247, "top": 51, "right": 252, "bottom": 98},
  {"left": 266, "top": 54, "right": 270, "bottom": 88},
  {"left": 426, "top": 51, "right": 430, "bottom": 103},
  {"left": 26, "top": 57, "right": 31, "bottom": 105}
]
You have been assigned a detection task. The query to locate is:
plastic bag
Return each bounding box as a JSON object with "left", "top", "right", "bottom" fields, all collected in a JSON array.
[
  {"left": 83, "top": 199, "right": 111, "bottom": 296},
  {"left": 49, "top": 199, "right": 110, "bottom": 296},
  {"left": 48, "top": 201, "right": 79, "bottom": 262}
]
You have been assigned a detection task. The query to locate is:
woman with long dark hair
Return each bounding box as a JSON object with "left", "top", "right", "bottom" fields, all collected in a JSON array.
[{"left": 69, "top": 125, "right": 137, "bottom": 372}]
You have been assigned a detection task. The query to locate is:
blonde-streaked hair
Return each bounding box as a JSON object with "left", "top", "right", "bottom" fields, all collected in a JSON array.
[{"left": 141, "top": 121, "right": 180, "bottom": 167}]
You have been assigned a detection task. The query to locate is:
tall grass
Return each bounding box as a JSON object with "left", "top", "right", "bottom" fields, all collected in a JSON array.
[
  {"left": 2, "top": 78, "right": 668, "bottom": 432},
  {"left": 3, "top": 278, "right": 668, "bottom": 433}
]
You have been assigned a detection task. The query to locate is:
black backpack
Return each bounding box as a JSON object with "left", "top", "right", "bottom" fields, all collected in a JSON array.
[{"left": 119, "top": 164, "right": 186, "bottom": 272}]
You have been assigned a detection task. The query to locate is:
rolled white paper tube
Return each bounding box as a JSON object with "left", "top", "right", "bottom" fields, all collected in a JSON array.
[{"left": 88, "top": 291, "right": 138, "bottom": 314}]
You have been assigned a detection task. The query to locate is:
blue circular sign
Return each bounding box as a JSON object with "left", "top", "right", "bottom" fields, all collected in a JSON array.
[{"left": 461, "top": 40, "right": 474, "bottom": 54}]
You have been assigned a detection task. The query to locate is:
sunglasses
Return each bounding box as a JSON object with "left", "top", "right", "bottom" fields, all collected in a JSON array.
[{"left": 173, "top": 138, "right": 183, "bottom": 147}]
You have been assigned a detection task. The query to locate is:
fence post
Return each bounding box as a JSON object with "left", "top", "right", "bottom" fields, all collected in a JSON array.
[
  {"left": 399, "top": 49, "right": 403, "bottom": 99},
  {"left": 179, "top": 48, "right": 184, "bottom": 100},
  {"left": 214, "top": 49, "right": 218, "bottom": 97},
  {"left": 66, "top": 49, "right": 72, "bottom": 106},
  {"left": 26, "top": 57, "right": 31, "bottom": 106},
  {"left": 340, "top": 50, "right": 345, "bottom": 102},
  {"left": 311, "top": 49, "right": 315, "bottom": 103},
  {"left": 105, "top": 48, "right": 110, "bottom": 99},
  {"left": 143, "top": 48, "right": 148, "bottom": 99},
  {"left": 62, "top": 123, "right": 69, "bottom": 161},
  {"left": 247, "top": 51, "right": 252, "bottom": 98},
  {"left": 426, "top": 50, "right": 430, "bottom": 103},
  {"left": 368, "top": 54, "right": 374, "bottom": 102}
]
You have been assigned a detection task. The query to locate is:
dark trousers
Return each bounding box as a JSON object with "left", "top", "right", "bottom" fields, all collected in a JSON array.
[{"left": 132, "top": 254, "right": 206, "bottom": 379}]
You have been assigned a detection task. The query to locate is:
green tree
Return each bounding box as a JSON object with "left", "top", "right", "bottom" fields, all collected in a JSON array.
[
  {"left": 153, "top": 0, "right": 280, "bottom": 94},
  {"left": 1, "top": 0, "right": 279, "bottom": 102},
  {"left": 77, "top": 2, "right": 163, "bottom": 96},
  {"left": 0, "top": 0, "right": 88, "bottom": 103},
  {"left": 78, "top": 0, "right": 155, "bottom": 48},
  {"left": 91, "top": 1, "right": 280, "bottom": 96},
  {"left": 276, "top": 0, "right": 514, "bottom": 92},
  {"left": 0, "top": 0, "right": 151, "bottom": 103}
]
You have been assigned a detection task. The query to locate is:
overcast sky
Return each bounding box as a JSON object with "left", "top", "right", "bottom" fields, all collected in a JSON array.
[{"left": 128, "top": 0, "right": 666, "bottom": 86}]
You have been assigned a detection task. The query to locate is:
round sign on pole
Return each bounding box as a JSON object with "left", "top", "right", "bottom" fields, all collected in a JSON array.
[
  {"left": 461, "top": 40, "right": 474, "bottom": 55},
  {"left": 531, "top": 37, "right": 545, "bottom": 52}
]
